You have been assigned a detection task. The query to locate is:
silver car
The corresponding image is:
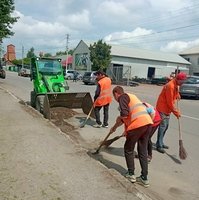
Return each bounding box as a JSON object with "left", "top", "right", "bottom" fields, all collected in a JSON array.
[{"left": 179, "top": 76, "right": 199, "bottom": 99}]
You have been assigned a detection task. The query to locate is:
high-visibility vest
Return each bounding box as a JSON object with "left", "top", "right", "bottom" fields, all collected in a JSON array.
[
  {"left": 123, "top": 94, "right": 153, "bottom": 133},
  {"left": 94, "top": 77, "right": 112, "bottom": 106}
]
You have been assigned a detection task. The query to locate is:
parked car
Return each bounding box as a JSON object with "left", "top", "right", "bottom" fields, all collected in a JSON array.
[
  {"left": 82, "top": 71, "right": 97, "bottom": 85},
  {"left": 18, "top": 67, "right": 31, "bottom": 77},
  {"left": 65, "top": 70, "right": 82, "bottom": 80},
  {"left": 0, "top": 66, "right": 6, "bottom": 79},
  {"left": 179, "top": 76, "right": 199, "bottom": 99},
  {"left": 151, "top": 77, "right": 168, "bottom": 85}
]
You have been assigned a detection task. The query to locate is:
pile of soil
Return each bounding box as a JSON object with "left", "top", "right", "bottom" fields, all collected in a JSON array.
[{"left": 50, "top": 107, "right": 78, "bottom": 133}]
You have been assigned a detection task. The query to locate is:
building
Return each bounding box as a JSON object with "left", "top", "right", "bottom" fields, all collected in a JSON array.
[
  {"left": 179, "top": 46, "right": 199, "bottom": 76},
  {"left": 72, "top": 40, "right": 190, "bottom": 83},
  {"left": 4, "top": 44, "right": 16, "bottom": 64}
]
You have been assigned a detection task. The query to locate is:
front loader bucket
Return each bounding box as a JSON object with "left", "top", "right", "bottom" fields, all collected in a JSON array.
[{"left": 43, "top": 92, "right": 95, "bottom": 120}]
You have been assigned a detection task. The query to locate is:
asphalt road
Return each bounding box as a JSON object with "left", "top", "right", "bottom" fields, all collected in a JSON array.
[{"left": 1, "top": 71, "right": 199, "bottom": 200}]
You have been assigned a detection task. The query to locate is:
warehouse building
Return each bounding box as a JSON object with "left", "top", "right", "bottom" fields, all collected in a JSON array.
[
  {"left": 180, "top": 45, "right": 199, "bottom": 76},
  {"left": 72, "top": 40, "right": 190, "bottom": 83}
]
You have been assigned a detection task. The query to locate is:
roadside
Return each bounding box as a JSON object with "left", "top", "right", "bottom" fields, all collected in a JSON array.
[{"left": 0, "top": 86, "right": 153, "bottom": 200}]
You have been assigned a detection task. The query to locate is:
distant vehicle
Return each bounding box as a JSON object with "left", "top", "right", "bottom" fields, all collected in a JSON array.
[
  {"left": 65, "top": 70, "right": 82, "bottom": 80},
  {"left": 0, "top": 66, "right": 6, "bottom": 79},
  {"left": 82, "top": 71, "right": 97, "bottom": 85},
  {"left": 151, "top": 77, "right": 168, "bottom": 85},
  {"left": 18, "top": 67, "right": 31, "bottom": 77},
  {"left": 179, "top": 76, "right": 199, "bottom": 99}
]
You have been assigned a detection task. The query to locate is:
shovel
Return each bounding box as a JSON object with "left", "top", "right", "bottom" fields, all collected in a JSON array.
[{"left": 102, "top": 134, "right": 123, "bottom": 147}]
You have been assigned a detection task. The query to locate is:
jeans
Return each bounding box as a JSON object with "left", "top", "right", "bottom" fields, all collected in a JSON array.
[
  {"left": 156, "top": 112, "right": 170, "bottom": 148},
  {"left": 94, "top": 103, "right": 109, "bottom": 126}
]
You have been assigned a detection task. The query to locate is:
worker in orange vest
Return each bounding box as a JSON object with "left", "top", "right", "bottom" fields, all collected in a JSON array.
[
  {"left": 110, "top": 86, "right": 153, "bottom": 187},
  {"left": 155, "top": 72, "right": 187, "bottom": 153},
  {"left": 93, "top": 70, "right": 112, "bottom": 128}
]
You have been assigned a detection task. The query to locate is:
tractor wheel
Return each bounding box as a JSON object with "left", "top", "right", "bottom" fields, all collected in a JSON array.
[
  {"left": 35, "top": 95, "right": 45, "bottom": 114},
  {"left": 30, "top": 91, "right": 36, "bottom": 108}
]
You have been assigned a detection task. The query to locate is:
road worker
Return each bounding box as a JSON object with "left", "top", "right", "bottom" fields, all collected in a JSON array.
[
  {"left": 110, "top": 86, "right": 153, "bottom": 187},
  {"left": 155, "top": 72, "right": 187, "bottom": 153},
  {"left": 93, "top": 70, "right": 112, "bottom": 128}
]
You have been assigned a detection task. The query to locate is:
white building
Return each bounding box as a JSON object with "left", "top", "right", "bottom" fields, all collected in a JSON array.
[
  {"left": 73, "top": 40, "right": 190, "bottom": 82},
  {"left": 180, "top": 46, "right": 199, "bottom": 76}
]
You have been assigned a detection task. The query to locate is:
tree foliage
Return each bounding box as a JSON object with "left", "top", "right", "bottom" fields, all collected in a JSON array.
[
  {"left": 0, "top": 0, "right": 19, "bottom": 41},
  {"left": 26, "top": 47, "right": 36, "bottom": 58},
  {"left": 89, "top": 40, "right": 112, "bottom": 72}
]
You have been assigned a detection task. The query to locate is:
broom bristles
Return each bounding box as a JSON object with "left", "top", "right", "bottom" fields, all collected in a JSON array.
[{"left": 179, "top": 139, "right": 188, "bottom": 160}]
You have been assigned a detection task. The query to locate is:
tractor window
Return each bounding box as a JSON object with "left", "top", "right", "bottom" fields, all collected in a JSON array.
[{"left": 38, "top": 60, "right": 62, "bottom": 75}]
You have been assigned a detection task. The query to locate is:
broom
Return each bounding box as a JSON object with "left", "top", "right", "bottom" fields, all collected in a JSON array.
[
  {"left": 102, "top": 134, "right": 124, "bottom": 147},
  {"left": 177, "top": 100, "right": 187, "bottom": 160}
]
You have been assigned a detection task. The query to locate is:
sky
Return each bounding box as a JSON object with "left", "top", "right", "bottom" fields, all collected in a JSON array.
[{"left": 3, "top": 0, "right": 199, "bottom": 58}]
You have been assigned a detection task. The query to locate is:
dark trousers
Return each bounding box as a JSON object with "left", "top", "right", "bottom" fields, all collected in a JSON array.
[
  {"left": 148, "top": 125, "right": 159, "bottom": 158},
  {"left": 94, "top": 103, "right": 109, "bottom": 126},
  {"left": 124, "top": 125, "right": 150, "bottom": 179}
]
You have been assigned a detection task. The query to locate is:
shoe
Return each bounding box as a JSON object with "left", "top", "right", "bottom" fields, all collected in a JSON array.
[
  {"left": 125, "top": 172, "right": 136, "bottom": 183},
  {"left": 102, "top": 124, "right": 108, "bottom": 128},
  {"left": 163, "top": 145, "right": 169, "bottom": 149},
  {"left": 156, "top": 147, "right": 165, "bottom": 154},
  {"left": 136, "top": 176, "right": 149, "bottom": 187},
  {"left": 93, "top": 124, "right": 102, "bottom": 128},
  {"left": 147, "top": 156, "right": 152, "bottom": 163}
]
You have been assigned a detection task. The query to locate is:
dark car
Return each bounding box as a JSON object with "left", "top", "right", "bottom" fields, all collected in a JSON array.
[
  {"left": 179, "top": 76, "right": 199, "bottom": 99},
  {"left": 82, "top": 71, "right": 97, "bottom": 85},
  {"left": 151, "top": 77, "right": 168, "bottom": 85}
]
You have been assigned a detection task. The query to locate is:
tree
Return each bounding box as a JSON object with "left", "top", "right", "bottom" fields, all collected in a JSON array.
[
  {"left": 44, "top": 53, "right": 52, "bottom": 57},
  {"left": 0, "top": 0, "right": 19, "bottom": 41},
  {"left": 89, "top": 39, "right": 112, "bottom": 72},
  {"left": 26, "top": 47, "right": 36, "bottom": 58}
]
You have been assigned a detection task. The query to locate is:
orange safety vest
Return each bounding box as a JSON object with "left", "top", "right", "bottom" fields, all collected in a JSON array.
[
  {"left": 94, "top": 77, "right": 112, "bottom": 107},
  {"left": 123, "top": 94, "right": 153, "bottom": 133}
]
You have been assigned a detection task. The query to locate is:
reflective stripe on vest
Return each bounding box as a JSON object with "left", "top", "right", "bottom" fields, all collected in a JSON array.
[
  {"left": 123, "top": 93, "right": 153, "bottom": 132},
  {"left": 95, "top": 77, "right": 112, "bottom": 106}
]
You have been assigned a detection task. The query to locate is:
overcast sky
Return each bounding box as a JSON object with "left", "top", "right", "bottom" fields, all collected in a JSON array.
[{"left": 3, "top": 0, "right": 199, "bottom": 58}]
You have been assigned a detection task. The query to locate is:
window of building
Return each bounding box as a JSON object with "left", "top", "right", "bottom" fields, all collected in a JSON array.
[{"left": 185, "top": 57, "right": 190, "bottom": 62}]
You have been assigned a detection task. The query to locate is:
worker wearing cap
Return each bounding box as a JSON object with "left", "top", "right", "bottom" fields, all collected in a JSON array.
[
  {"left": 155, "top": 72, "right": 187, "bottom": 153},
  {"left": 93, "top": 70, "right": 112, "bottom": 128}
]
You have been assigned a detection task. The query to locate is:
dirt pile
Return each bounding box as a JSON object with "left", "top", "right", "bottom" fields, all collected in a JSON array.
[{"left": 50, "top": 107, "right": 78, "bottom": 133}]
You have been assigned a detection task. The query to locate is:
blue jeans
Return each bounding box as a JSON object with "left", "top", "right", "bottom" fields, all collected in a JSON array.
[{"left": 156, "top": 112, "right": 170, "bottom": 148}]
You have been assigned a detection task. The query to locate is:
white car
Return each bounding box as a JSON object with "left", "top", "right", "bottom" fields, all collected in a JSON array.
[{"left": 65, "top": 70, "right": 82, "bottom": 80}]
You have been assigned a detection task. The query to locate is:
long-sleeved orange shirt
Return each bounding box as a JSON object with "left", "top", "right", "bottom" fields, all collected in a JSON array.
[{"left": 156, "top": 79, "right": 179, "bottom": 115}]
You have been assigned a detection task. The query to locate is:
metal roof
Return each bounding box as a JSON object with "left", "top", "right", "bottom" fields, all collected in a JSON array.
[
  {"left": 78, "top": 40, "right": 190, "bottom": 65},
  {"left": 179, "top": 45, "right": 199, "bottom": 55},
  {"left": 111, "top": 45, "right": 190, "bottom": 65}
]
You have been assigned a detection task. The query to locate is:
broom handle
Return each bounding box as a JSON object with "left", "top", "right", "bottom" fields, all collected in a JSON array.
[
  {"left": 96, "top": 131, "right": 113, "bottom": 151},
  {"left": 176, "top": 100, "right": 182, "bottom": 140}
]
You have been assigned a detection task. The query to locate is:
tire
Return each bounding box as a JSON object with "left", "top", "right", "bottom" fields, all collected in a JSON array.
[
  {"left": 30, "top": 91, "right": 36, "bottom": 107},
  {"left": 35, "top": 95, "right": 45, "bottom": 114}
]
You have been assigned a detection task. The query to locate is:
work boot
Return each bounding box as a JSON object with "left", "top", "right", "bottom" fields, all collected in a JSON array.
[
  {"left": 163, "top": 144, "right": 169, "bottom": 149},
  {"left": 156, "top": 147, "right": 165, "bottom": 154},
  {"left": 136, "top": 176, "right": 149, "bottom": 187},
  {"left": 125, "top": 172, "right": 136, "bottom": 183}
]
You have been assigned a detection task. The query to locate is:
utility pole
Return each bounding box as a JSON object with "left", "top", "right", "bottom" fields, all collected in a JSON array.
[
  {"left": 22, "top": 45, "right": 24, "bottom": 68},
  {"left": 0, "top": 39, "right": 2, "bottom": 67},
  {"left": 65, "top": 34, "right": 69, "bottom": 69}
]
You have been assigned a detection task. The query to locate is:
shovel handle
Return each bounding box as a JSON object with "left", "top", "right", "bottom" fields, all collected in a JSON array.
[{"left": 96, "top": 131, "right": 113, "bottom": 152}]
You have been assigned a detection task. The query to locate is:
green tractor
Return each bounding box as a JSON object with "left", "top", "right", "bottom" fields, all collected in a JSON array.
[{"left": 30, "top": 57, "right": 94, "bottom": 119}]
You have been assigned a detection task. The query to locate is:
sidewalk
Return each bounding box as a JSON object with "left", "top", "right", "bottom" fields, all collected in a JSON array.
[{"left": 0, "top": 87, "right": 152, "bottom": 200}]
